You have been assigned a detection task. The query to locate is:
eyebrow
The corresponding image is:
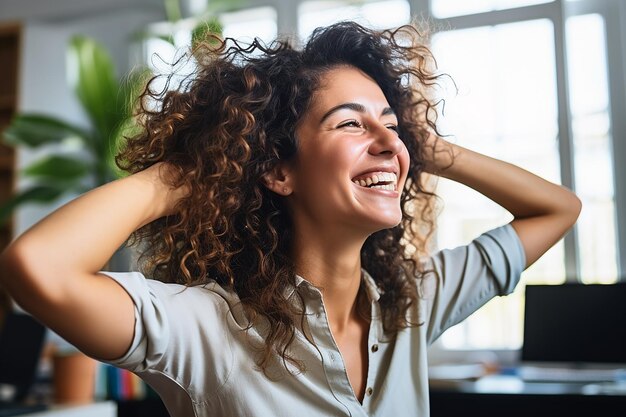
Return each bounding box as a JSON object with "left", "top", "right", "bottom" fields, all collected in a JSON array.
[{"left": 319, "top": 102, "right": 396, "bottom": 124}]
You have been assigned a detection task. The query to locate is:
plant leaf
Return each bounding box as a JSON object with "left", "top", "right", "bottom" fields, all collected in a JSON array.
[
  {"left": 67, "top": 36, "right": 123, "bottom": 157},
  {"left": 22, "top": 155, "right": 91, "bottom": 181},
  {"left": 164, "top": 0, "right": 182, "bottom": 23},
  {"left": 0, "top": 185, "right": 71, "bottom": 224},
  {"left": 131, "top": 27, "right": 176, "bottom": 46},
  {"left": 192, "top": 16, "right": 223, "bottom": 50},
  {"left": 155, "top": 34, "right": 176, "bottom": 46},
  {"left": 3, "top": 114, "right": 90, "bottom": 148},
  {"left": 204, "top": 0, "right": 247, "bottom": 14},
  {"left": 106, "top": 66, "right": 152, "bottom": 179}
]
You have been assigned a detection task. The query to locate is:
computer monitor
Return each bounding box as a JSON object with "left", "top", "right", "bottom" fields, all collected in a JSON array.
[
  {"left": 521, "top": 283, "right": 626, "bottom": 365},
  {"left": 0, "top": 312, "right": 46, "bottom": 403}
]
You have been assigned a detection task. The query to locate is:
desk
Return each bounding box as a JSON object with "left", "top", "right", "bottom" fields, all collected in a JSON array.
[
  {"left": 14, "top": 401, "right": 116, "bottom": 417},
  {"left": 429, "top": 375, "right": 626, "bottom": 417}
]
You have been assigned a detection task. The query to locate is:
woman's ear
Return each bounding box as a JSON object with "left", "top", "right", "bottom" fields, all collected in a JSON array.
[{"left": 262, "top": 162, "right": 294, "bottom": 196}]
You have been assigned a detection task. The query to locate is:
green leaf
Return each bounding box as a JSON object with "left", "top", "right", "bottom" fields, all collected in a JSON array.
[
  {"left": 131, "top": 27, "right": 176, "bottom": 46},
  {"left": 155, "top": 34, "right": 176, "bottom": 46},
  {"left": 204, "top": 0, "right": 246, "bottom": 14},
  {"left": 114, "top": 67, "right": 150, "bottom": 132},
  {"left": 22, "top": 155, "right": 91, "bottom": 181},
  {"left": 106, "top": 66, "right": 152, "bottom": 178},
  {"left": 3, "top": 114, "right": 90, "bottom": 148},
  {"left": 164, "top": 0, "right": 182, "bottom": 23},
  {"left": 192, "top": 16, "right": 223, "bottom": 50},
  {"left": 0, "top": 185, "right": 70, "bottom": 223},
  {"left": 67, "top": 36, "right": 123, "bottom": 157}
]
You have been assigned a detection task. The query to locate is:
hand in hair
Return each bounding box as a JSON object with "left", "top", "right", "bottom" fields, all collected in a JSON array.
[
  {"left": 0, "top": 163, "right": 188, "bottom": 360},
  {"left": 420, "top": 132, "right": 580, "bottom": 268}
]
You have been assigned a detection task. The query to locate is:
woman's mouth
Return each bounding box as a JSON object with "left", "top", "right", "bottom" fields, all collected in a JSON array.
[{"left": 351, "top": 171, "right": 398, "bottom": 191}]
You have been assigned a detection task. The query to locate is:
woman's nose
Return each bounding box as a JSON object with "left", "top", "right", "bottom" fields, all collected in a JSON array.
[{"left": 368, "top": 123, "right": 403, "bottom": 156}]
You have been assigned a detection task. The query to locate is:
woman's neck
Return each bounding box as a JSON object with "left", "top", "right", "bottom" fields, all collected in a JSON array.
[{"left": 292, "top": 228, "right": 366, "bottom": 334}]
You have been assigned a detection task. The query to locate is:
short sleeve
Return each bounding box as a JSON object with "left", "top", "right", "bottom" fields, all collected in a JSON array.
[
  {"left": 97, "top": 271, "right": 174, "bottom": 372},
  {"left": 420, "top": 223, "right": 526, "bottom": 344},
  {"left": 96, "top": 272, "right": 237, "bottom": 406}
]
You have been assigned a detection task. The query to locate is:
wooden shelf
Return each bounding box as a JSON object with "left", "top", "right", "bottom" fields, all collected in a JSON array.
[
  {"left": 0, "top": 161, "right": 14, "bottom": 173},
  {"left": 0, "top": 94, "right": 15, "bottom": 110},
  {"left": 0, "top": 23, "right": 20, "bottom": 253},
  {"left": 0, "top": 147, "right": 15, "bottom": 171},
  {"left": 0, "top": 221, "right": 11, "bottom": 236}
]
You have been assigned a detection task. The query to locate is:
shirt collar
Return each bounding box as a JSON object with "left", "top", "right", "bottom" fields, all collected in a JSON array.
[
  {"left": 361, "top": 269, "right": 381, "bottom": 303},
  {"left": 281, "top": 269, "right": 382, "bottom": 303}
]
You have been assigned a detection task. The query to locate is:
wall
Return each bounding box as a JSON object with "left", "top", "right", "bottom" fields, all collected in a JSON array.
[{"left": 0, "top": 1, "right": 165, "bottom": 236}]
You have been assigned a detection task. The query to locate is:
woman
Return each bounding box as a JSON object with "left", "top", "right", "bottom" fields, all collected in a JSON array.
[{"left": 0, "top": 21, "right": 580, "bottom": 416}]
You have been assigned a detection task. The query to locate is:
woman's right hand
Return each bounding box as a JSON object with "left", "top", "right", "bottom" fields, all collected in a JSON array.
[
  {"left": 0, "top": 162, "right": 188, "bottom": 360},
  {"left": 133, "top": 162, "right": 190, "bottom": 225}
]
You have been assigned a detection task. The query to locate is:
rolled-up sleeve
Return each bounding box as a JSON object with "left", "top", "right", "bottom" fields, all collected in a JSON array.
[
  {"left": 95, "top": 272, "right": 237, "bottom": 412},
  {"left": 96, "top": 271, "right": 172, "bottom": 372},
  {"left": 420, "top": 223, "right": 526, "bottom": 344}
]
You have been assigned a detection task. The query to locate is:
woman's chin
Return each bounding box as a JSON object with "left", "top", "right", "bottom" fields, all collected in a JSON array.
[{"left": 360, "top": 214, "right": 403, "bottom": 234}]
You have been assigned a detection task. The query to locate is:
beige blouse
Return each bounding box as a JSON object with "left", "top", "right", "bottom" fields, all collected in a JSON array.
[{"left": 100, "top": 224, "right": 525, "bottom": 417}]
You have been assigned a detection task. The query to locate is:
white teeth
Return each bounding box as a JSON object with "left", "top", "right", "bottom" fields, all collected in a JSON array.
[
  {"left": 370, "top": 184, "right": 395, "bottom": 190},
  {"left": 352, "top": 172, "right": 398, "bottom": 190}
]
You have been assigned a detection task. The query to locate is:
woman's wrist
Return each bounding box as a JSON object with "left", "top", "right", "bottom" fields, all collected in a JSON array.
[
  {"left": 422, "top": 134, "right": 459, "bottom": 176},
  {"left": 132, "top": 163, "right": 188, "bottom": 225}
]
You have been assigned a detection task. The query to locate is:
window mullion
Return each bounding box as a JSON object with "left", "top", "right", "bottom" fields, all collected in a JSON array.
[
  {"left": 603, "top": 0, "right": 626, "bottom": 279},
  {"left": 553, "top": 0, "right": 579, "bottom": 282},
  {"left": 275, "top": 0, "right": 299, "bottom": 41},
  {"left": 426, "top": 2, "right": 558, "bottom": 31},
  {"left": 408, "top": 0, "right": 430, "bottom": 19}
]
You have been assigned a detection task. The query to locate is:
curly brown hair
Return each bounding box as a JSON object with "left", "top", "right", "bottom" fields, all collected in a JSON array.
[{"left": 116, "top": 20, "right": 445, "bottom": 376}]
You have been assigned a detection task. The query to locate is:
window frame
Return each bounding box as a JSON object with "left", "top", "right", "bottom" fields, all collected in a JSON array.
[
  {"left": 412, "top": 0, "right": 625, "bottom": 360},
  {"left": 235, "top": 0, "right": 626, "bottom": 359},
  {"left": 411, "top": 0, "right": 624, "bottom": 283}
]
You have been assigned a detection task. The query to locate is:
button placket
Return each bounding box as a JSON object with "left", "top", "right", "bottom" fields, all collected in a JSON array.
[
  {"left": 361, "top": 299, "right": 382, "bottom": 410},
  {"left": 305, "top": 287, "right": 356, "bottom": 411}
]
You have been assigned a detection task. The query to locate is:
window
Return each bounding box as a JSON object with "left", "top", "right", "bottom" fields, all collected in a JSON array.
[
  {"left": 298, "top": 0, "right": 410, "bottom": 40},
  {"left": 431, "top": 18, "right": 565, "bottom": 349},
  {"left": 566, "top": 13, "right": 618, "bottom": 284},
  {"left": 221, "top": 6, "right": 277, "bottom": 48},
  {"left": 142, "top": 6, "right": 278, "bottom": 99},
  {"left": 431, "top": 0, "right": 554, "bottom": 18},
  {"left": 140, "top": 0, "right": 625, "bottom": 353},
  {"left": 427, "top": 0, "right": 621, "bottom": 351}
]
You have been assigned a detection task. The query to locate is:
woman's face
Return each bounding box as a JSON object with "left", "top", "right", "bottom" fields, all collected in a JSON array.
[{"left": 288, "top": 66, "right": 410, "bottom": 236}]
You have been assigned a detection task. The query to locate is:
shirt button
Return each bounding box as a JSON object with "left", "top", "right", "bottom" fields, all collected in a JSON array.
[
  {"left": 366, "top": 387, "right": 373, "bottom": 396},
  {"left": 371, "top": 344, "right": 379, "bottom": 353}
]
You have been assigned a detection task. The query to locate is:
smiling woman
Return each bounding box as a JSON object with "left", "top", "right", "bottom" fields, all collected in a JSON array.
[
  {"left": 286, "top": 67, "right": 410, "bottom": 242},
  {"left": 0, "top": 21, "right": 580, "bottom": 417}
]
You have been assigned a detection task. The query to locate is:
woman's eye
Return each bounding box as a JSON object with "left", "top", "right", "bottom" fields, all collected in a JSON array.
[
  {"left": 338, "top": 120, "right": 362, "bottom": 129},
  {"left": 386, "top": 125, "right": 399, "bottom": 134}
]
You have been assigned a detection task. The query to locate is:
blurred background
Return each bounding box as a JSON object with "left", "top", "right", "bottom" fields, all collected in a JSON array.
[{"left": 0, "top": 0, "right": 624, "bottom": 415}]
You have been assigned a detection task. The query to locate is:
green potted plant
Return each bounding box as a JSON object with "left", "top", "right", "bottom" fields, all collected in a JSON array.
[
  {"left": 0, "top": 0, "right": 238, "bottom": 225},
  {"left": 142, "top": 0, "right": 240, "bottom": 48},
  {"left": 0, "top": 35, "right": 148, "bottom": 224}
]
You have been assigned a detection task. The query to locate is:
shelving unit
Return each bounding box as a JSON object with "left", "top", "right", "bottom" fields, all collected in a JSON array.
[{"left": 0, "top": 23, "right": 20, "bottom": 312}]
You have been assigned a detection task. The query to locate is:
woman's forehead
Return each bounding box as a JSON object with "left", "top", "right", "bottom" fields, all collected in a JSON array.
[{"left": 311, "top": 67, "right": 392, "bottom": 115}]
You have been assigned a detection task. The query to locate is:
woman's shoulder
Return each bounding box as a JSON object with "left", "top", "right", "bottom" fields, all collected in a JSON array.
[{"left": 99, "top": 270, "right": 241, "bottom": 311}]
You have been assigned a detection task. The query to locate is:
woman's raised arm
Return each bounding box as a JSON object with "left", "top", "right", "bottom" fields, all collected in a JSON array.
[
  {"left": 425, "top": 135, "right": 582, "bottom": 268},
  {"left": 0, "top": 163, "right": 184, "bottom": 360}
]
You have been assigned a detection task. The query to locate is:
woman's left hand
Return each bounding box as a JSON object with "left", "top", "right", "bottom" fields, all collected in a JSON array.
[{"left": 422, "top": 133, "right": 581, "bottom": 269}]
